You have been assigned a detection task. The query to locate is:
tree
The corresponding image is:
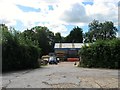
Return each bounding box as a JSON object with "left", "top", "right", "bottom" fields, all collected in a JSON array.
[
  {"left": 2, "top": 24, "right": 41, "bottom": 72},
  {"left": 22, "top": 29, "right": 39, "bottom": 47},
  {"left": 86, "top": 20, "right": 118, "bottom": 42},
  {"left": 101, "top": 21, "right": 117, "bottom": 39},
  {"left": 47, "top": 30, "right": 55, "bottom": 52},
  {"left": 65, "top": 26, "right": 83, "bottom": 43},
  {"left": 23, "top": 29, "right": 36, "bottom": 40},
  {"left": 83, "top": 32, "right": 93, "bottom": 43},
  {"left": 54, "top": 32, "right": 62, "bottom": 43},
  {"left": 31, "top": 26, "right": 54, "bottom": 55}
]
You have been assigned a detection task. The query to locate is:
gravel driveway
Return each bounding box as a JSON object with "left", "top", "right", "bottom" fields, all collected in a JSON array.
[{"left": 2, "top": 62, "right": 118, "bottom": 88}]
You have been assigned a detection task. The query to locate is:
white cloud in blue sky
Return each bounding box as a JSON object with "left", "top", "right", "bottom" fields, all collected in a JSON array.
[{"left": 0, "top": 0, "right": 119, "bottom": 36}]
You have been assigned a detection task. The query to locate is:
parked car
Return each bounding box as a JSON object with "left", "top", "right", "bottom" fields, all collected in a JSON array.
[
  {"left": 40, "top": 55, "right": 50, "bottom": 65},
  {"left": 48, "top": 56, "right": 58, "bottom": 64}
]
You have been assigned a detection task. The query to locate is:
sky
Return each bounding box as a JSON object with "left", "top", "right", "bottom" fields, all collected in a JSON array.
[{"left": 0, "top": 0, "right": 120, "bottom": 37}]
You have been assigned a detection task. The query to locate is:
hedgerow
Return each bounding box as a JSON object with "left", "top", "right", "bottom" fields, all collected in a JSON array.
[
  {"left": 2, "top": 26, "right": 41, "bottom": 72},
  {"left": 79, "top": 39, "right": 120, "bottom": 69}
]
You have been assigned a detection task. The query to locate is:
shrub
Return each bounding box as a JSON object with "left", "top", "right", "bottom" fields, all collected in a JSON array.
[
  {"left": 79, "top": 39, "right": 120, "bottom": 69},
  {"left": 2, "top": 27, "right": 41, "bottom": 72}
]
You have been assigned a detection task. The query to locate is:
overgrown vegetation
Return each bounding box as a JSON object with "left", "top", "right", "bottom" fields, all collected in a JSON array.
[
  {"left": 1, "top": 19, "right": 119, "bottom": 71},
  {"left": 65, "top": 26, "right": 83, "bottom": 43},
  {"left": 79, "top": 39, "right": 120, "bottom": 69},
  {"left": 84, "top": 20, "right": 117, "bottom": 43},
  {"left": 79, "top": 20, "right": 119, "bottom": 69},
  {"left": 1, "top": 24, "right": 41, "bottom": 72}
]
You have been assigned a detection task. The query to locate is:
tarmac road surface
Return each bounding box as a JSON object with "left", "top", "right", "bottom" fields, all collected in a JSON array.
[{"left": 2, "top": 62, "right": 118, "bottom": 88}]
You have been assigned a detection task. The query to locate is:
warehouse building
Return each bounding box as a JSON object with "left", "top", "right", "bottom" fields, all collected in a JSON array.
[{"left": 54, "top": 43, "right": 87, "bottom": 61}]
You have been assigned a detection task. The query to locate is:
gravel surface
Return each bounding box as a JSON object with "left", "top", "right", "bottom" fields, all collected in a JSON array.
[{"left": 2, "top": 62, "right": 118, "bottom": 88}]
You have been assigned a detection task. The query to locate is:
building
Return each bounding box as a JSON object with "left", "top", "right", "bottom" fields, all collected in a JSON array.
[{"left": 54, "top": 43, "right": 88, "bottom": 61}]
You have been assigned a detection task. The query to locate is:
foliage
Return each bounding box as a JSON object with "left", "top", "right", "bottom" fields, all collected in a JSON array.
[
  {"left": 79, "top": 39, "right": 120, "bottom": 69},
  {"left": 84, "top": 20, "right": 118, "bottom": 43},
  {"left": 31, "top": 26, "right": 54, "bottom": 55},
  {"left": 1, "top": 19, "right": 119, "bottom": 71},
  {"left": 2, "top": 24, "right": 41, "bottom": 72},
  {"left": 54, "top": 32, "right": 62, "bottom": 43},
  {"left": 65, "top": 26, "right": 83, "bottom": 43}
]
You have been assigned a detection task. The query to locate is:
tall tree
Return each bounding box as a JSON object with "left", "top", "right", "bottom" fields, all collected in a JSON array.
[
  {"left": 22, "top": 29, "right": 39, "bottom": 46},
  {"left": 47, "top": 30, "right": 55, "bottom": 52},
  {"left": 101, "top": 21, "right": 117, "bottom": 39},
  {"left": 83, "top": 32, "right": 93, "bottom": 43},
  {"left": 31, "top": 26, "right": 54, "bottom": 55},
  {"left": 54, "top": 32, "right": 62, "bottom": 43},
  {"left": 65, "top": 26, "right": 83, "bottom": 43},
  {"left": 85, "top": 20, "right": 118, "bottom": 42}
]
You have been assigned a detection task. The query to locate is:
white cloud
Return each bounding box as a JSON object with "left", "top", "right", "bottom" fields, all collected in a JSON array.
[
  {"left": 93, "top": 0, "right": 119, "bottom": 3},
  {"left": 1, "top": 0, "right": 40, "bottom": 9},
  {"left": 38, "top": 22, "right": 68, "bottom": 36},
  {"left": 59, "top": 3, "right": 89, "bottom": 23},
  {"left": 48, "top": 0, "right": 118, "bottom": 26},
  {"left": 0, "top": 1, "right": 22, "bottom": 27},
  {"left": 48, "top": 24, "right": 68, "bottom": 36},
  {"left": 0, "top": 0, "right": 49, "bottom": 29},
  {"left": 0, "top": 0, "right": 119, "bottom": 36},
  {"left": 47, "top": 0, "right": 90, "bottom": 26},
  {"left": 85, "top": 0, "right": 118, "bottom": 25}
]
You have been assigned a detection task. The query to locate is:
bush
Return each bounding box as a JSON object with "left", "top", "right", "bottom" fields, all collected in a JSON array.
[
  {"left": 79, "top": 39, "right": 120, "bottom": 69},
  {"left": 2, "top": 26, "right": 41, "bottom": 72}
]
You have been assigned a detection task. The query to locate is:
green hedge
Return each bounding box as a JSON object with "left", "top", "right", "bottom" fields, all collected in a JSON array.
[
  {"left": 2, "top": 29, "right": 41, "bottom": 72},
  {"left": 79, "top": 39, "right": 120, "bottom": 69}
]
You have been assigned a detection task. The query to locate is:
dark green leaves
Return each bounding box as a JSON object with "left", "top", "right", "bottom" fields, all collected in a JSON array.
[
  {"left": 84, "top": 20, "right": 118, "bottom": 43},
  {"left": 65, "top": 26, "right": 83, "bottom": 43},
  {"left": 79, "top": 39, "right": 120, "bottom": 69},
  {"left": 2, "top": 24, "right": 41, "bottom": 72}
]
